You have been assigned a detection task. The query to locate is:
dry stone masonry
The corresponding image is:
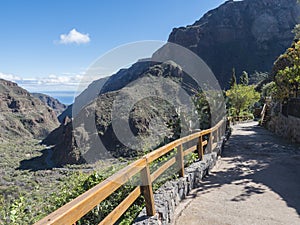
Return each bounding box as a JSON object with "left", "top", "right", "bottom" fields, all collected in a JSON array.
[{"left": 134, "top": 135, "right": 228, "bottom": 225}]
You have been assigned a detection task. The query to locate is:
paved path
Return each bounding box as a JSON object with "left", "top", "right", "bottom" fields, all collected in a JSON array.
[{"left": 173, "top": 122, "right": 300, "bottom": 225}]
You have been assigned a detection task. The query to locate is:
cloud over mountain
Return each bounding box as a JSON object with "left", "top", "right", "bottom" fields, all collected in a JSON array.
[
  {"left": 0, "top": 72, "right": 86, "bottom": 92},
  {"left": 0, "top": 72, "right": 21, "bottom": 81}
]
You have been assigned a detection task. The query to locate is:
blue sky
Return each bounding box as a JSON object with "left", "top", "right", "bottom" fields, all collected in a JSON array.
[{"left": 0, "top": 0, "right": 226, "bottom": 95}]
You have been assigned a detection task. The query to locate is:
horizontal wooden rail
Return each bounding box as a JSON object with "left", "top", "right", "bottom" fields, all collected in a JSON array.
[
  {"left": 184, "top": 145, "right": 198, "bottom": 156},
  {"left": 35, "top": 118, "right": 226, "bottom": 225},
  {"left": 99, "top": 186, "right": 141, "bottom": 225},
  {"left": 150, "top": 157, "right": 176, "bottom": 182},
  {"left": 34, "top": 158, "right": 146, "bottom": 225}
]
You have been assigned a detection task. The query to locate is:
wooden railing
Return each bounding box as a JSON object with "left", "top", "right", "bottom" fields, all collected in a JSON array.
[
  {"left": 34, "top": 118, "right": 226, "bottom": 225},
  {"left": 261, "top": 104, "right": 267, "bottom": 123}
]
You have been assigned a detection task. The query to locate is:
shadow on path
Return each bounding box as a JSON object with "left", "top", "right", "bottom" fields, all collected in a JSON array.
[{"left": 194, "top": 122, "right": 300, "bottom": 215}]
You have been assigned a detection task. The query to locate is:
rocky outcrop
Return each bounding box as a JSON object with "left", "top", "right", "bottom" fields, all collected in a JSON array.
[
  {"left": 31, "top": 93, "right": 67, "bottom": 116},
  {"left": 44, "top": 61, "right": 202, "bottom": 165},
  {"left": 168, "top": 0, "right": 300, "bottom": 88},
  {"left": 45, "top": 0, "right": 300, "bottom": 165},
  {"left": 0, "top": 79, "right": 59, "bottom": 141},
  {"left": 58, "top": 76, "right": 109, "bottom": 123},
  {"left": 267, "top": 114, "right": 300, "bottom": 143}
]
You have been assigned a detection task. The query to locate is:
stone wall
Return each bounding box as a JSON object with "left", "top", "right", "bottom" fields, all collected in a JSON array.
[
  {"left": 266, "top": 113, "right": 300, "bottom": 143},
  {"left": 133, "top": 138, "right": 226, "bottom": 225}
]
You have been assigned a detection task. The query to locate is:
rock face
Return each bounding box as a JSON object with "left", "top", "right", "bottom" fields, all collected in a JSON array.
[
  {"left": 31, "top": 93, "right": 67, "bottom": 116},
  {"left": 45, "top": 0, "right": 300, "bottom": 165},
  {"left": 58, "top": 76, "right": 109, "bottom": 123},
  {"left": 267, "top": 113, "right": 300, "bottom": 143},
  {"left": 168, "top": 0, "right": 300, "bottom": 88},
  {"left": 0, "top": 79, "right": 59, "bottom": 141},
  {"left": 44, "top": 61, "right": 203, "bottom": 165}
]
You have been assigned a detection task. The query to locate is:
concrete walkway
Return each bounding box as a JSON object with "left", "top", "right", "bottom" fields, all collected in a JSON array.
[{"left": 173, "top": 122, "right": 300, "bottom": 225}]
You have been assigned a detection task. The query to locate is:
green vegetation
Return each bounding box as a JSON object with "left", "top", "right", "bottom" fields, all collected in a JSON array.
[
  {"left": 273, "top": 40, "right": 300, "bottom": 101},
  {"left": 193, "top": 91, "right": 211, "bottom": 129},
  {"left": 229, "top": 68, "right": 237, "bottom": 88},
  {"left": 0, "top": 139, "right": 136, "bottom": 224},
  {"left": 226, "top": 82, "right": 260, "bottom": 118},
  {"left": 249, "top": 71, "right": 269, "bottom": 85},
  {"left": 1, "top": 167, "right": 142, "bottom": 225},
  {"left": 239, "top": 71, "right": 249, "bottom": 86},
  {"left": 0, "top": 138, "right": 202, "bottom": 225},
  {"left": 261, "top": 81, "right": 276, "bottom": 98}
]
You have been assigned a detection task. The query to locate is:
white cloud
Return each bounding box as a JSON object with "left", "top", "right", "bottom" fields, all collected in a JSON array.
[
  {"left": 0, "top": 72, "right": 21, "bottom": 82},
  {"left": 0, "top": 72, "right": 88, "bottom": 92},
  {"left": 0, "top": 70, "right": 111, "bottom": 94},
  {"left": 35, "top": 74, "right": 85, "bottom": 86},
  {"left": 59, "top": 29, "right": 90, "bottom": 45}
]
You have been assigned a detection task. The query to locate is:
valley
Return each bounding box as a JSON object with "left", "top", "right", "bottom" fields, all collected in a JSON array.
[{"left": 1, "top": 0, "right": 300, "bottom": 224}]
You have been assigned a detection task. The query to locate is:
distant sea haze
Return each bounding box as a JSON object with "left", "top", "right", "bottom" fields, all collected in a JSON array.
[{"left": 43, "top": 91, "right": 78, "bottom": 105}]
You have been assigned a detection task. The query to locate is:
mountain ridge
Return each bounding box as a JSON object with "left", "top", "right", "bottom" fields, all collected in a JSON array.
[
  {"left": 0, "top": 79, "right": 59, "bottom": 141},
  {"left": 45, "top": 0, "right": 300, "bottom": 165},
  {"left": 168, "top": 0, "right": 300, "bottom": 87},
  {"left": 31, "top": 92, "right": 67, "bottom": 116}
]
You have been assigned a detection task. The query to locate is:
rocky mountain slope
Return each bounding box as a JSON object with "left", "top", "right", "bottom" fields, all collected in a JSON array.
[
  {"left": 31, "top": 93, "right": 67, "bottom": 116},
  {"left": 45, "top": 0, "right": 300, "bottom": 165},
  {"left": 168, "top": 0, "right": 300, "bottom": 87},
  {"left": 59, "top": 0, "right": 300, "bottom": 123},
  {"left": 57, "top": 76, "right": 109, "bottom": 123},
  {"left": 0, "top": 79, "right": 59, "bottom": 141},
  {"left": 43, "top": 61, "right": 205, "bottom": 165}
]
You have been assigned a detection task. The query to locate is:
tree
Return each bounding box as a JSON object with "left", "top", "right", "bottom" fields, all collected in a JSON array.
[
  {"left": 273, "top": 0, "right": 300, "bottom": 100},
  {"left": 226, "top": 84, "right": 260, "bottom": 117},
  {"left": 240, "top": 71, "right": 249, "bottom": 85},
  {"left": 277, "top": 65, "right": 300, "bottom": 98},
  {"left": 249, "top": 71, "right": 269, "bottom": 85},
  {"left": 229, "top": 68, "right": 237, "bottom": 88},
  {"left": 261, "top": 82, "right": 277, "bottom": 98},
  {"left": 292, "top": 24, "right": 300, "bottom": 40},
  {"left": 193, "top": 91, "right": 211, "bottom": 129},
  {"left": 274, "top": 40, "right": 300, "bottom": 100}
]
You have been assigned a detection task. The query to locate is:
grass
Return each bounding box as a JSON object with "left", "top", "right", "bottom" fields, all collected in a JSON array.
[
  {"left": 0, "top": 137, "right": 201, "bottom": 225},
  {"left": 0, "top": 139, "right": 129, "bottom": 224}
]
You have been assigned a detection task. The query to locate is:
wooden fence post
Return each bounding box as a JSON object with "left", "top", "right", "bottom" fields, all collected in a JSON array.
[
  {"left": 140, "top": 160, "right": 156, "bottom": 216},
  {"left": 209, "top": 132, "right": 213, "bottom": 153},
  {"left": 197, "top": 135, "right": 204, "bottom": 160},
  {"left": 177, "top": 145, "right": 185, "bottom": 177}
]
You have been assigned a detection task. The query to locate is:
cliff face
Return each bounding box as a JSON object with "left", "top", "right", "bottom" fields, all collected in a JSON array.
[
  {"left": 45, "top": 0, "right": 300, "bottom": 165},
  {"left": 168, "top": 0, "right": 300, "bottom": 87},
  {"left": 58, "top": 76, "right": 109, "bottom": 123},
  {"left": 44, "top": 61, "right": 195, "bottom": 165},
  {"left": 0, "top": 79, "right": 59, "bottom": 141},
  {"left": 31, "top": 93, "right": 67, "bottom": 116}
]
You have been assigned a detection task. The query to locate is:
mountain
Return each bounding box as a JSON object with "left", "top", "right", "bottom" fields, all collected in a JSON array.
[
  {"left": 58, "top": 76, "right": 109, "bottom": 123},
  {"left": 57, "top": 61, "right": 154, "bottom": 123},
  {"left": 44, "top": 0, "right": 300, "bottom": 165},
  {"left": 31, "top": 93, "right": 67, "bottom": 116},
  {"left": 43, "top": 61, "right": 207, "bottom": 165},
  {"left": 168, "top": 0, "right": 300, "bottom": 88},
  {"left": 58, "top": 0, "right": 300, "bottom": 122},
  {"left": 0, "top": 79, "right": 59, "bottom": 141}
]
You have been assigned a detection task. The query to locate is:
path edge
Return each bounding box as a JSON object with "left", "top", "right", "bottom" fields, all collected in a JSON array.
[{"left": 133, "top": 130, "right": 230, "bottom": 225}]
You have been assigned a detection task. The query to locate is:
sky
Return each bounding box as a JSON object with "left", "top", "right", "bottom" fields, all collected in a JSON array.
[{"left": 0, "top": 0, "right": 226, "bottom": 101}]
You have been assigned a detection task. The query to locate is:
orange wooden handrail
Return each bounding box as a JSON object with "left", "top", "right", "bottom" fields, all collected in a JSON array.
[{"left": 34, "top": 118, "right": 226, "bottom": 225}]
